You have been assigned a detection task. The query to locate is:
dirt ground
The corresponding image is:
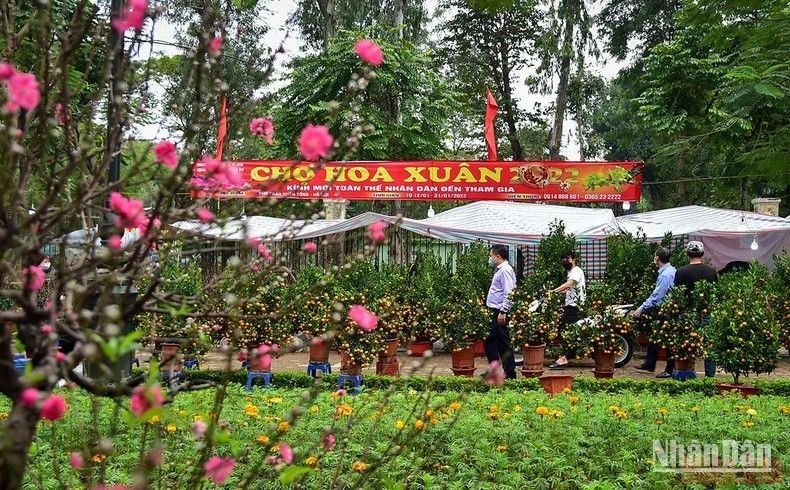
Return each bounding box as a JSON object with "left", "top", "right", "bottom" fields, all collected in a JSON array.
[{"left": 140, "top": 345, "right": 790, "bottom": 380}]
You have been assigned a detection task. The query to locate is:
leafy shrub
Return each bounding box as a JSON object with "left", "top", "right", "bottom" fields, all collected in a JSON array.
[
  {"left": 509, "top": 287, "right": 561, "bottom": 347},
  {"left": 652, "top": 284, "right": 712, "bottom": 362},
  {"left": 437, "top": 282, "right": 489, "bottom": 349},
  {"left": 566, "top": 284, "right": 632, "bottom": 356},
  {"left": 522, "top": 220, "right": 578, "bottom": 295}
]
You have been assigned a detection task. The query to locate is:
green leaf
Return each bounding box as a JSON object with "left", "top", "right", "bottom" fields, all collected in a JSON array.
[
  {"left": 753, "top": 82, "right": 784, "bottom": 99},
  {"left": 279, "top": 466, "right": 312, "bottom": 485}
]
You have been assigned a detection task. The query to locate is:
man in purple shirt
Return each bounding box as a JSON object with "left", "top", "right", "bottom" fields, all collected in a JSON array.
[
  {"left": 485, "top": 244, "right": 518, "bottom": 379},
  {"left": 633, "top": 247, "right": 675, "bottom": 373}
]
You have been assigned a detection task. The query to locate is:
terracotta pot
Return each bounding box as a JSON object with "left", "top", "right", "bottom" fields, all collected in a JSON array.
[
  {"left": 636, "top": 333, "right": 651, "bottom": 347},
  {"left": 309, "top": 341, "right": 331, "bottom": 364},
  {"left": 675, "top": 357, "right": 695, "bottom": 371},
  {"left": 657, "top": 348, "right": 668, "bottom": 361},
  {"left": 450, "top": 346, "right": 475, "bottom": 376},
  {"left": 160, "top": 343, "right": 180, "bottom": 368},
  {"left": 408, "top": 340, "right": 433, "bottom": 357},
  {"left": 376, "top": 359, "right": 399, "bottom": 376},
  {"left": 473, "top": 339, "right": 487, "bottom": 358},
  {"left": 339, "top": 349, "right": 362, "bottom": 375},
  {"left": 521, "top": 344, "right": 546, "bottom": 378},
  {"left": 539, "top": 375, "right": 574, "bottom": 397},
  {"left": 382, "top": 338, "right": 399, "bottom": 358},
  {"left": 716, "top": 383, "right": 760, "bottom": 399}
]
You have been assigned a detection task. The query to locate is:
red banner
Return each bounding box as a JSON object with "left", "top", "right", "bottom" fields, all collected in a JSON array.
[{"left": 192, "top": 160, "right": 642, "bottom": 202}]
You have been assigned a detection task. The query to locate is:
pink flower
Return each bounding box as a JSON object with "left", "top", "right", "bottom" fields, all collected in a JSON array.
[
  {"left": 41, "top": 324, "right": 53, "bottom": 335},
  {"left": 56, "top": 352, "right": 67, "bottom": 362},
  {"left": 302, "top": 242, "right": 318, "bottom": 254},
  {"left": 7, "top": 72, "right": 41, "bottom": 111},
  {"left": 129, "top": 385, "right": 165, "bottom": 416},
  {"left": 4, "top": 101, "right": 19, "bottom": 113},
  {"left": 208, "top": 36, "right": 223, "bottom": 56},
  {"left": 199, "top": 155, "right": 244, "bottom": 189},
  {"left": 192, "top": 420, "right": 207, "bottom": 439},
  {"left": 153, "top": 141, "right": 178, "bottom": 169},
  {"left": 249, "top": 117, "right": 274, "bottom": 144},
  {"left": 354, "top": 39, "right": 384, "bottom": 66},
  {"left": 109, "top": 192, "right": 146, "bottom": 229},
  {"left": 245, "top": 237, "right": 261, "bottom": 248},
  {"left": 212, "top": 324, "right": 222, "bottom": 331},
  {"left": 40, "top": 394, "right": 67, "bottom": 421},
  {"left": 23, "top": 265, "right": 46, "bottom": 292},
  {"left": 54, "top": 103, "right": 67, "bottom": 125},
  {"left": 20, "top": 388, "right": 39, "bottom": 408},
  {"left": 197, "top": 207, "right": 214, "bottom": 223},
  {"left": 297, "top": 124, "right": 334, "bottom": 161},
  {"left": 279, "top": 443, "right": 293, "bottom": 464},
  {"left": 335, "top": 388, "right": 347, "bottom": 397},
  {"left": 0, "top": 62, "right": 15, "bottom": 80},
  {"left": 112, "top": 0, "right": 148, "bottom": 33},
  {"left": 69, "top": 452, "right": 84, "bottom": 469},
  {"left": 366, "top": 221, "right": 387, "bottom": 243},
  {"left": 349, "top": 305, "right": 378, "bottom": 332},
  {"left": 485, "top": 360, "right": 505, "bottom": 386},
  {"left": 257, "top": 243, "right": 273, "bottom": 262},
  {"left": 322, "top": 433, "right": 335, "bottom": 451},
  {"left": 108, "top": 235, "right": 123, "bottom": 250},
  {"left": 204, "top": 456, "right": 235, "bottom": 485}
]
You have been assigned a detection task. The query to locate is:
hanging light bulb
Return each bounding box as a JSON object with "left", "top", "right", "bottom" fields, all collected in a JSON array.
[
  {"left": 427, "top": 205, "right": 435, "bottom": 218},
  {"left": 750, "top": 237, "right": 759, "bottom": 251},
  {"left": 622, "top": 201, "right": 631, "bottom": 211}
]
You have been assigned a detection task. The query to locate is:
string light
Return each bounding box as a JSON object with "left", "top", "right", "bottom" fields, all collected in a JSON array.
[
  {"left": 622, "top": 201, "right": 631, "bottom": 211},
  {"left": 427, "top": 205, "right": 435, "bottom": 218},
  {"left": 750, "top": 237, "right": 759, "bottom": 251}
]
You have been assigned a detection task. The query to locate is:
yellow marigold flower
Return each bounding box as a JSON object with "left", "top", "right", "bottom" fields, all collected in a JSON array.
[
  {"left": 0, "top": 412, "right": 8, "bottom": 420},
  {"left": 193, "top": 415, "right": 202, "bottom": 422},
  {"left": 270, "top": 445, "right": 280, "bottom": 453},
  {"left": 658, "top": 408, "right": 669, "bottom": 416},
  {"left": 413, "top": 419, "right": 426, "bottom": 430},
  {"left": 244, "top": 404, "right": 260, "bottom": 418},
  {"left": 535, "top": 406, "right": 549, "bottom": 416},
  {"left": 496, "top": 445, "right": 507, "bottom": 451},
  {"left": 449, "top": 402, "right": 462, "bottom": 411},
  {"left": 608, "top": 405, "right": 620, "bottom": 413},
  {"left": 305, "top": 456, "right": 318, "bottom": 467},
  {"left": 310, "top": 405, "right": 319, "bottom": 414},
  {"left": 746, "top": 408, "right": 757, "bottom": 417},
  {"left": 352, "top": 461, "right": 368, "bottom": 472},
  {"left": 614, "top": 410, "right": 627, "bottom": 420},
  {"left": 256, "top": 435, "right": 270, "bottom": 445},
  {"left": 333, "top": 404, "right": 353, "bottom": 418},
  {"left": 178, "top": 410, "right": 188, "bottom": 417},
  {"left": 742, "top": 420, "right": 754, "bottom": 428},
  {"left": 552, "top": 410, "right": 565, "bottom": 418},
  {"left": 780, "top": 406, "right": 790, "bottom": 415},
  {"left": 424, "top": 409, "right": 435, "bottom": 418},
  {"left": 513, "top": 405, "right": 522, "bottom": 412},
  {"left": 568, "top": 396, "right": 580, "bottom": 405},
  {"left": 691, "top": 406, "right": 701, "bottom": 413},
  {"left": 655, "top": 419, "right": 664, "bottom": 425},
  {"left": 278, "top": 421, "right": 291, "bottom": 432},
  {"left": 431, "top": 417, "right": 439, "bottom": 425},
  {"left": 394, "top": 420, "right": 406, "bottom": 430},
  {"left": 489, "top": 405, "right": 500, "bottom": 413},
  {"left": 148, "top": 415, "right": 162, "bottom": 425},
  {"left": 268, "top": 397, "right": 283, "bottom": 404},
  {"left": 165, "top": 424, "right": 177, "bottom": 433},
  {"left": 91, "top": 454, "right": 106, "bottom": 463},
  {"left": 562, "top": 387, "right": 572, "bottom": 394},
  {"left": 330, "top": 392, "right": 341, "bottom": 399}
]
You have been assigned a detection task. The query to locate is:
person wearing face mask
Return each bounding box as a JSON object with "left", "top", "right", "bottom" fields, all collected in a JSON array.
[
  {"left": 632, "top": 247, "right": 675, "bottom": 373},
  {"left": 484, "top": 244, "right": 518, "bottom": 379},
  {"left": 549, "top": 250, "right": 585, "bottom": 369}
]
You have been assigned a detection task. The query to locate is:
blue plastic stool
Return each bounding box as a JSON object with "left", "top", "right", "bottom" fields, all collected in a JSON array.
[
  {"left": 337, "top": 374, "right": 363, "bottom": 394},
  {"left": 245, "top": 371, "right": 272, "bottom": 391},
  {"left": 307, "top": 362, "right": 332, "bottom": 377},
  {"left": 184, "top": 358, "right": 200, "bottom": 370},
  {"left": 672, "top": 369, "right": 697, "bottom": 381},
  {"left": 13, "top": 355, "right": 29, "bottom": 374}
]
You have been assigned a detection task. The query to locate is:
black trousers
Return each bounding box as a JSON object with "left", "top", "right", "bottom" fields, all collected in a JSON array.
[
  {"left": 485, "top": 309, "right": 517, "bottom": 379},
  {"left": 644, "top": 344, "right": 673, "bottom": 373},
  {"left": 557, "top": 306, "right": 580, "bottom": 359}
]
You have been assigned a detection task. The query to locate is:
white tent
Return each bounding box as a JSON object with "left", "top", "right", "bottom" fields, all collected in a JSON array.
[
  {"left": 614, "top": 205, "right": 790, "bottom": 269},
  {"left": 170, "top": 215, "right": 345, "bottom": 242}
]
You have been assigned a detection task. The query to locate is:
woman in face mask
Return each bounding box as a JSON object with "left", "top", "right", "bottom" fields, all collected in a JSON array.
[{"left": 548, "top": 250, "right": 586, "bottom": 368}]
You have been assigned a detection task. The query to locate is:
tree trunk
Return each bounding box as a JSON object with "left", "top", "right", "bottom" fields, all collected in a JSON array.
[
  {"left": 499, "top": 35, "right": 524, "bottom": 161},
  {"left": 0, "top": 403, "right": 39, "bottom": 490},
  {"left": 675, "top": 156, "right": 687, "bottom": 204},
  {"left": 549, "top": 15, "right": 574, "bottom": 160},
  {"left": 317, "top": 0, "right": 336, "bottom": 49}
]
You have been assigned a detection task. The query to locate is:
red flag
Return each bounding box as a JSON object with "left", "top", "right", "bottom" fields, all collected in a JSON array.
[
  {"left": 215, "top": 95, "right": 228, "bottom": 160},
  {"left": 484, "top": 89, "right": 499, "bottom": 161}
]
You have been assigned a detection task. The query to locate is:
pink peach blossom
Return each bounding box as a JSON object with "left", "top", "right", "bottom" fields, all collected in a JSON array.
[
  {"left": 108, "top": 235, "right": 123, "bottom": 250},
  {"left": 23, "top": 265, "right": 46, "bottom": 292},
  {"left": 279, "top": 443, "right": 293, "bottom": 464},
  {"left": 249, "top": 117, "right": 274, "bottom": 144},
  {"left": 40, "top": 394, "right": 67, "bottom": 421},
  {"left": 204, "top": 456, "right": 235, "bottom": 485},
  {"left": 0, "top": 62, "right": 15, "bottom": 80},
  {"left": 297, "top": 124, "right": 333, "bottom": 161},
  {"left": 7, "top": 72, "right": 41, "bottom": 110},
  {"left": 485, "top": 360, "right": 505, "bottom": 386},
  {"left": 20, "top": 388, "right": 39, "bottom": 408},
  {"left": 208, "top": 36, "right": 223, "bottom": 56},
  {"left": 56, "top": 352, "right": 67, "bottom": 362},
  {"left": 257, "top": 243, "right": 273, "bottom": 262},
  {"left": 197, "top": 207, "right": 214, "bottom": 223},
  {"left": 335, "top": 388, "right": 347, "bottom": 397},
  {"left": 109, "top": 192, "right": 146, "bottom": 229},
  {"left": 366, "top": 221, "right": 387, "bottom": 243},
  {"left": 41, "top": 324, "right": 53, "bottom": 335},
  {"left": 354, "top": 39, "right": 384, "bottom": 66},
  {"left": 112, "top": 0, "right": 148, "bottom": 33},
  {"left": 54, "top": 103, "right": 67, "bottom": 125},
  {"left": 349, "top": 305, "right": 378, "bottom": 332},
  {"left": 69, "top": 452, "right": 84, "bottom": 469},
  {"left": 302, "top": 242, "right": 318, "bottom": 253},
  {"left": 129, "top": 385, "right": 165, "bottom": 416},
  {"left": 153, "top": 141, "right": 178, "bottom": 169}
]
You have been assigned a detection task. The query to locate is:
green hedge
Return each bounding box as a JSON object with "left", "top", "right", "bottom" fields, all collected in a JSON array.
[{"left": 136, "top": 368, "right": 790, "bottom": 396}]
